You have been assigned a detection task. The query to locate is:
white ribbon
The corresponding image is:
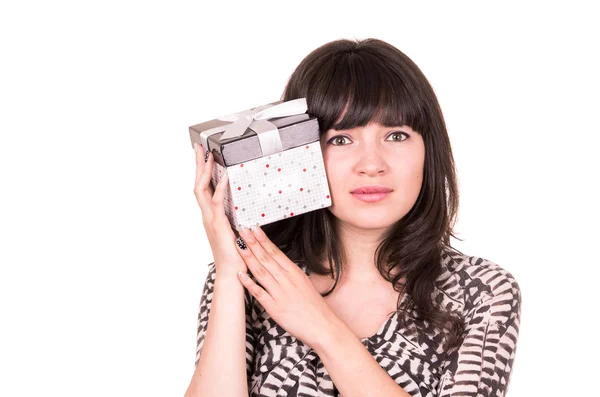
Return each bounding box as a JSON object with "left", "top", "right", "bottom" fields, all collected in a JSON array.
[
  {"left": 219, "top": 98, "right": 307, "bottom": 140},
  {"left": 199, "top": 98, "right": 308, "bottom": 158}
]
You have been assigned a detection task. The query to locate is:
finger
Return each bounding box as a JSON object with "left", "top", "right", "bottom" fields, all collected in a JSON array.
[
  {"left": 194, "top": 149, "right": 215, "bottom": 213},
  {"left": 249, "top": 225, "right": 299, "bottom": 274},
  {"left": 195, "top": 147, "right": 214, "bottom": 193},
  {"left": 237, "top": 227, "right": 293, "bottom": 294},
  {"left": 193, "top": 143, "right": 205, "bottom": 186},
  {"left": 211, "top": 172, "right": 229, "bottom": 214},
  {"left": 237, "top": 270, "right": 274, "bottom": 311},
  {"left": 236, "top": 230, "right": 280, "bottom": 290}
]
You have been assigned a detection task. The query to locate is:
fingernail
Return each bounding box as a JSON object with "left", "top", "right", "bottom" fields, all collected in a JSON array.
[
  {"left": 250, "top": 225, "right": 261, "bottom": 235},
  {"left": 204, "top": 150, "right": 209, "bottom": 162},
  {"left": 237, "top": 271, "right": 248, "bottom": 280},
  {"left": 236, "top": 236, "right": 247, "bottom": 250}
]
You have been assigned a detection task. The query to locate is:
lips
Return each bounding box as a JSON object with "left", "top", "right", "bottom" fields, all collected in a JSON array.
[{"left": 350, "top": 186, "right": 392, "bottom": 194}]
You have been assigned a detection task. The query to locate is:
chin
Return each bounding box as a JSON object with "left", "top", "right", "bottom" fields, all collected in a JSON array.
[
  {"left": 332, "top": 208, "right": 403, "bottom": 230},
  {"left": 354, "top": 218, "right": 399, "bottom": 230}
]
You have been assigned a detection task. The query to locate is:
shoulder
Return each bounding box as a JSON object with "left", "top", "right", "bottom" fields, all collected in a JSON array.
[{"left": 435, "top": 247, "right": 522, "bottom": 327}]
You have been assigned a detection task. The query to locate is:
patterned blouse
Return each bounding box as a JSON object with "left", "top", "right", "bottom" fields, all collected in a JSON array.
[{"left": 194, "top": 247, "right": 522, "bottom": 396}]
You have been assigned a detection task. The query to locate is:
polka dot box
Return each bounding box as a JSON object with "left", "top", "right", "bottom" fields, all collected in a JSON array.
[{"left": 189, "top": 105, "right": 332, "bottom": 231}]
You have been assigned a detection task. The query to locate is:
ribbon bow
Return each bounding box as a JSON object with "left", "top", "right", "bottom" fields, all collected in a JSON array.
[
  {"left": 217, "top": 98, "right": 308, "bottom": 141},
  {"left": 197, "top": 98, "right": 308, "bottom": 160}
]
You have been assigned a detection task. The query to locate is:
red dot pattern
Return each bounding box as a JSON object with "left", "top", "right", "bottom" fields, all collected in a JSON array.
[{"left": 213, "top": 142, "right": 331, "bottom": 227}]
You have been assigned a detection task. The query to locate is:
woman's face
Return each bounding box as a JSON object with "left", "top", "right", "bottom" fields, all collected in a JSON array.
[{"left": 320, "top": 121, "right": 425, "bottom": 232}]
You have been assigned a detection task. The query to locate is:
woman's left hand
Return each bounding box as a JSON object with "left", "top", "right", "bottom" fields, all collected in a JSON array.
[{"left": 235, "top": 225, "right": 339, "bottom": 350}]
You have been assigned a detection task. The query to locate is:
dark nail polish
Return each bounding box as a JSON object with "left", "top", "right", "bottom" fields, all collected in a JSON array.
[
  {"left": 236, "top": 237, "right": 247, "bottom": 250},
  {"left": 204, "top": 150, "right": 209, "bottom": 162}
]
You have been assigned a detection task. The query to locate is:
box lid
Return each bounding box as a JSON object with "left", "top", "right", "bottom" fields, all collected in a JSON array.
[{"left": 190, "top": 114, "right": 320, "bottom": 167}]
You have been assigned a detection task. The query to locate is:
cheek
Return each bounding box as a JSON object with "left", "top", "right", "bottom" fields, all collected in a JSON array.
[
  {"left": 406, "top": 156, "right": 424, "bottom": 180},
  {"left": 403, "top": 143, "right": 425, "bottom": 177},
  {"left": 322, "top": 151, "right": 337, "bottom": 176},
  {"left": 394, "top": 153, "right": 425, "bottom": 195},
  {"left": 323, "top": 160, "right": 340, "bottom": 189},
  {"left": 406, "top": 160, "right": 425, "bottom": 198},
  {"left": 322, "top": 157, "right": 348, "bottom": 198}
]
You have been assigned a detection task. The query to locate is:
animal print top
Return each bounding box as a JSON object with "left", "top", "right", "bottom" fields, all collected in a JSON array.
[{"left": 194, "top": 247, "right": 521, "bottom": 396}]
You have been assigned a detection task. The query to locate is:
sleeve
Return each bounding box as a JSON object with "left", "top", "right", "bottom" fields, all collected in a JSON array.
[
  {"left": 194, "top": 262, "right": 257, "bottom": 382},
  {"left": 437, "top": 267, "right": 522, "bottom": 397}
]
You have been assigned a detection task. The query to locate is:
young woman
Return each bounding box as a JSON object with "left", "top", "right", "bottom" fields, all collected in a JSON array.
[{"left": 185, "top": 38, "right": 521, "bottom": 397}]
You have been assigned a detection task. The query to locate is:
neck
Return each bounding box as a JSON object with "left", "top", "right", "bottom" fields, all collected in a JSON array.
[{"left": 326, "top": 221, "right": 392, "bottom": 282}]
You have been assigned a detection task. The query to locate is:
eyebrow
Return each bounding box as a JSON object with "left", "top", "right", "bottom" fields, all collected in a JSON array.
[{"left": 325, "top": 126, "right": 407, "bottom": 135}]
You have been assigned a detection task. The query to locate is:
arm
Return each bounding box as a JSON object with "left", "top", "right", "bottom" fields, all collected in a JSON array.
[
  {"left": 437, "top": 321, "right": 519, "bottom": 396},
  {"left": 438, "top": 284, "right": 521, "bottom": 397},
  {"left": 313, "top": 319, "right": 413, "bottom": 397},
  {"left": 437, "top": 269, "right": 522, "bottom": 396},
  {"left": 184, "top": 263, "right": 253, "bottom": 397}
]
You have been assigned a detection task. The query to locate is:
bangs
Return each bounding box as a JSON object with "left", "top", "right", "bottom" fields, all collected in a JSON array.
[{"left": 293, "top": 51, "right": 430, "bottom": 135}]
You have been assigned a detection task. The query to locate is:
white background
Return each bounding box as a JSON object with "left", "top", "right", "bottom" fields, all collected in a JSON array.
[{"left": 1, "top": 1, "right": 598, "bottom": 396}]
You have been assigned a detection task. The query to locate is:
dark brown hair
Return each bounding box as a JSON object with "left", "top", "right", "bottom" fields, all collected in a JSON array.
[{"left": 262, "top": 38, "right": 465, "bottom": 349}]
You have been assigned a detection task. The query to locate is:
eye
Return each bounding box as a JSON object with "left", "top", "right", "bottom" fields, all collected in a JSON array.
[
  {"left": 326, "top": 135, "right": 352, "bottom": 146},
  {"left": 386, "top": 131, "right": 409, "bottom": 142},
  {"left": 325, "top": 131, "right": 409, "bottom": 146}
]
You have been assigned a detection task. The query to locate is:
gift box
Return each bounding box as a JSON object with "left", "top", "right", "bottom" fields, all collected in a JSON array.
[{"left": 189, "top": 98, "right": 332, "bottom": 231}]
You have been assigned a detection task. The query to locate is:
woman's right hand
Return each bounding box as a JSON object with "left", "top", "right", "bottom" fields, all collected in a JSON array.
[{"left": 193, "top": 142, "right": 247, "bottom": 276}]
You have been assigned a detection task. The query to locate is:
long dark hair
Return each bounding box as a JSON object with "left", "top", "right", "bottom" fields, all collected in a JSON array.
[{"left": 262, "top": 38, "right": 465, "bottom": 349}]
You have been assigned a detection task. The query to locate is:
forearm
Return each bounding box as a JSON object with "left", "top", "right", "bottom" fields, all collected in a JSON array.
[
  {"left": 184, "top": 269, "right": 248, "bottom": 397},
  {"left": 313, "top": 321, "right": 412, "bottom": 397}
]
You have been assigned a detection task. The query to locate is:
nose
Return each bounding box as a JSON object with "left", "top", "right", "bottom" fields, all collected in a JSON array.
[{"left": 353, "top": 146, "right": 387, "bottom": 176}]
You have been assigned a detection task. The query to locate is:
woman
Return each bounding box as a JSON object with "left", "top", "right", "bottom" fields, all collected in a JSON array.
[{"left": 186, "top": 38, "right": 521, "bottom": 397}]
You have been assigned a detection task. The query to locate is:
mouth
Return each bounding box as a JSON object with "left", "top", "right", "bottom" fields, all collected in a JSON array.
[
  {"left": 351, "top": 191, "right": 391, "bottom": 203},
  {"left": 350, "top": 186, "right": 393, "bottom": 194}
]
